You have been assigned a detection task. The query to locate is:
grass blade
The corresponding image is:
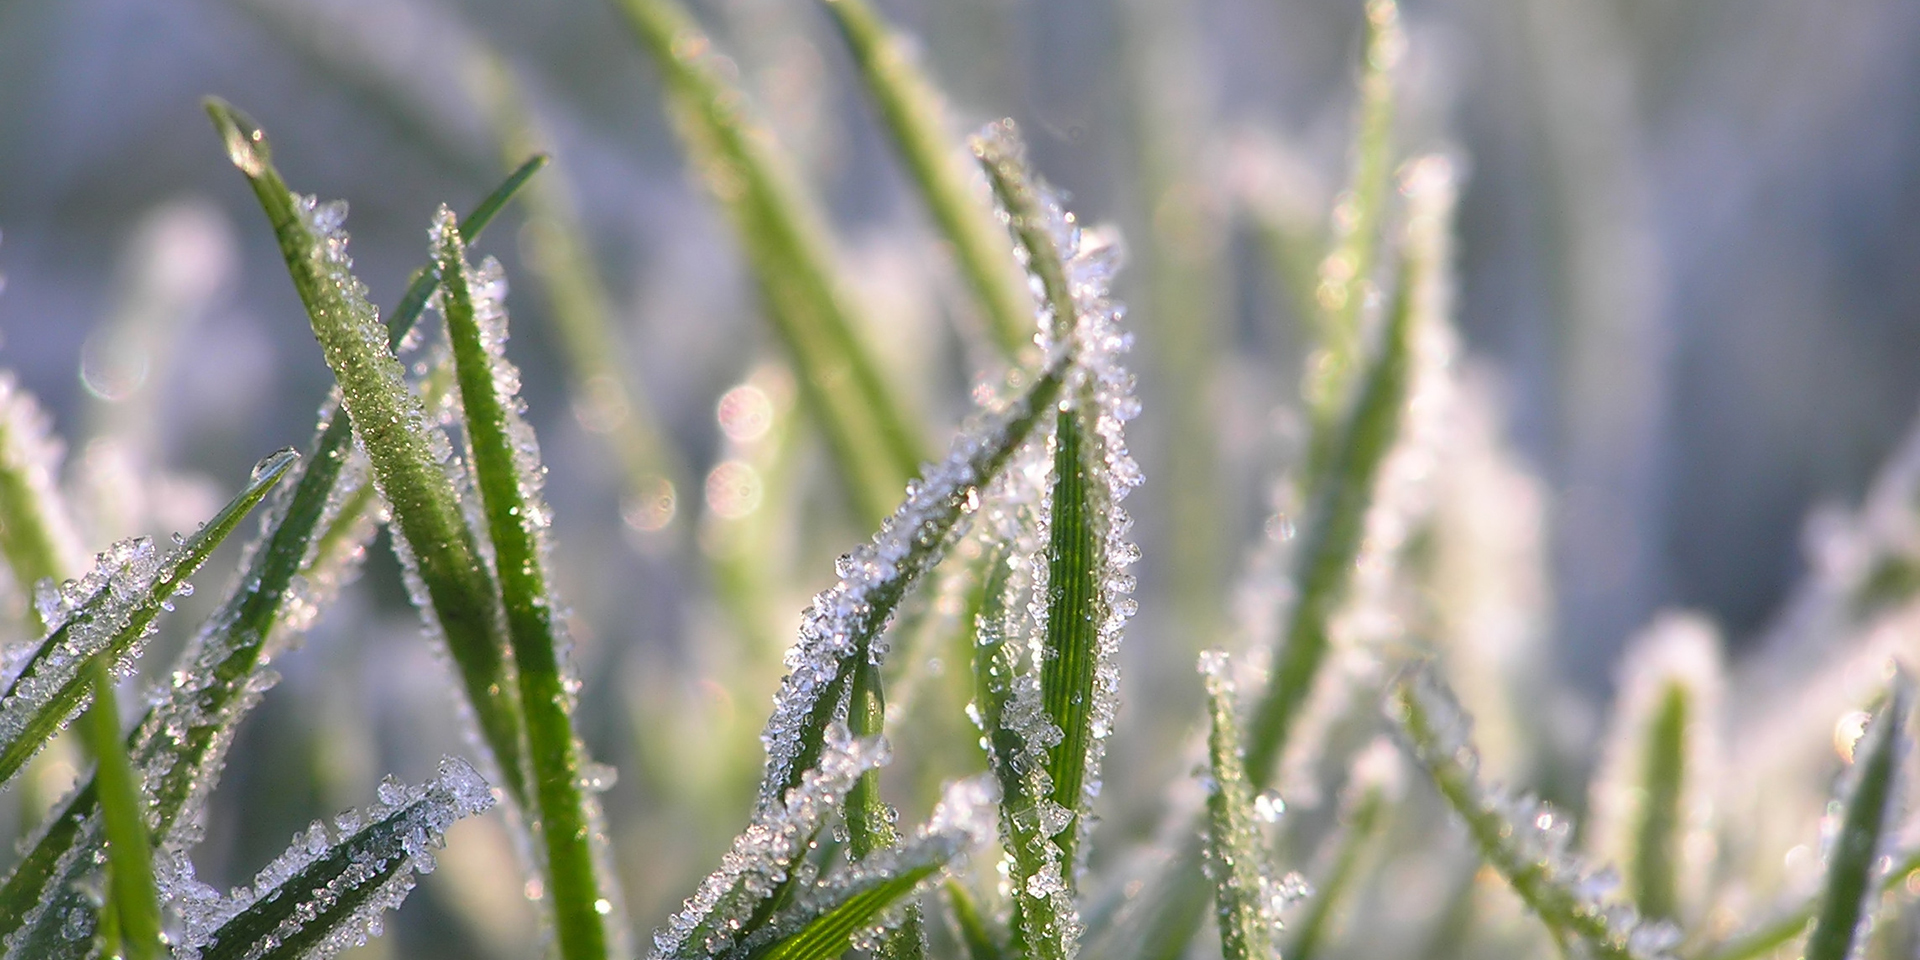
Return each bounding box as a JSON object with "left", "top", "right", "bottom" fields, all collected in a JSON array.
[
  {"left": 1302, "top": 0, "right": 1402, "bottom": 463},
  {"left": 79, "top": 660, "right": 161, "bottom": 960},
  {"left": 1390, "top": 666, "right": 1677, "bottom": 960},
  {"left": 1804, "top": 673, "right": 1910, "bottom": 960},
  {"left": 1283, "top": 763, "right": 1388, "bottom": 960},
  {"left": 969, "top": 124, "right": 1074, "bottom": 346},
  {"left": 1038, "top": 412, "right": 1099, "bottom": 873},
  {"left": 616, "top": 0, "right": 928, "bottom": 525},
  {"left": 205, "top": 97, "right": 531, "bottom": 807},
  {"left": 432, "top": 207, "right": 623, "bottom": 960},
  {"left": 0, "top": 374, "right": 85, "bottom": 634},
  {"left": 0, "top": 157, "right": 542, "bottom": 947},
  {"left": 816, "top": 0, "right": 1035, "bottom": 359},
  {"left": 0, "top": 448, "right": 296, "bottom": 788},
  {"left": 1197, "top": 651, "right": 1279, "bottom": 960},
  {"left": 945, "top": 879, "right": 1011, "bottom": 960},
  {"left": 171, "top": 757, "right": 496, "bottom": 960}
]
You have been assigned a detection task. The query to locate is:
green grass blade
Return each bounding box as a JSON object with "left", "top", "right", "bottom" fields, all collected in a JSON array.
[
  {"left": 0, "top": 448, "right": 296, "bottom": 788},
  {"left": 472, "top": 59, "right": 687, "bottom": 537},
  {"left": 79, "top": 660, "right": 161, "bottom": 960},
  {"left": 1690, "top": 850, "right": 1920, "bottom": 960},
  {"left": 0, "top": 156, "right": 541, "bottom": 947},
  {"left": 388, "top": 153, "right": 550, "bottom": 347},
  {"left": 179, "top": 757, "right": 496, "bottom": 960},
  {"left": 1039, "top": 411, "right": 1099, "bottom": 873},
  {"left": 1242, "top": 240, "right": 1416, "bottom": 792},
  {"left": 1391, "top": 667, "right": 1674, "bottom": 960},
  {"left": 1804, "top": 675, "right": 1910, "bottom": 960},
  {"left": 432, "top": 207, "right": 621, "bottom": 960},
  {"left": 1197, "top": 651, "right": 1278, "bottom": 960},
  {"left": 615, "top": 0, "right": 928, "bottom": 525},
  {"left": 0, "top": 375, "right": 84, "bottom": 634},
  {"left": 205, "top": 97, "right": 531, "bottom": 807},
  {"left": 817, "top": 0, "right": 1035, "bottom": 359},
  {"left": 1631, "top": 683, "right": 1688, "bottom": 920},
  {"left": 1302, "top": 0, "right": 1402, "bottom": 465}
]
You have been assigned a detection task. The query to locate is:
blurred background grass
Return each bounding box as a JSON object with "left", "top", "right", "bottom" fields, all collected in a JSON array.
[{"left": 0, "top": 0, "right": 1918, "bottom": 955}]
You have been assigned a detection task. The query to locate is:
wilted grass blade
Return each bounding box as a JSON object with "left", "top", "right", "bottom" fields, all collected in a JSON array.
[
  {"left": 1197, "top": 651, "right": 1279, "bottom": 960},
  {"left": 173, "top": 757, "right": 496, "bottom": 960},
  {"left": 0, "top": 374, "right": 86, "bottom": 634},
  {"left": 0, "top": 447, "right": 296, "bottom": 788},
  {"left": 818, "top": 0, "right": 1035, "bottom": 359},
  {"left": 1804, "top": 673, "right": 1909, "bottom": 960},
  {"left": 206, "top": 97, "right": 531, "bottom": 807},
  {"left": 79, "top": 660, "right": 161, "bottom": 960},
  {"left": 1390, "top": 667, "right": 1677, "bottom": 960},
  {"left": 616, "top": 0, "right": 928, "bottom": 525},
  {"left": 433, "top": 207, "right": 623, "bottom": 960},
  {"left": 0, "top": 156, "right": 542, "bottom": 947}
]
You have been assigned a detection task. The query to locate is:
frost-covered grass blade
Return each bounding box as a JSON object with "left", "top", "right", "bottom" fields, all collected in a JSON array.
[
  {"left": 1198, "top": 651, "right": 1279, "bottom": 960},
  {"left": 79, "top": 659, "right": 162, "bottom": 960},
  {"left": 0, "top": 155, "right": 543, "bottom": 950},
  {"left": 171, "top": 756, "right": 496, "bottom": 960},
  {"left": 1803, "top": 672, "right": 1909, "bottom": 960},
  {"left": 819, "top": 0, "right": 1034, "bottom": 359},
  {"left": 206, "top": 98, "right": 531, "bottom": 808},
  {"left": 0, "top": 446, "right": 296, "bottom": 788},
  {"left": 432, "top": 207, "right": 623, "bottom": 960},
  {"left": 1390, "top": 666, "right": 1676, "bottom": 960},
  {"left": 616, "top": 0, "right": 928, "bottom": 525}
]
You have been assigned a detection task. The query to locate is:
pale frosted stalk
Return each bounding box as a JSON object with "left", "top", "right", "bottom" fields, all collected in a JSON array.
[{"left": 0, "top": 374, "right": 85, "bottom": 634}]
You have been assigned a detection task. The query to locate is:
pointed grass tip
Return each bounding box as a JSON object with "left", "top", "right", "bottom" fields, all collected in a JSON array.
[
  {"left": 203, "top": 97, "right": 271, "bottom": 177},
  {"left": 250, "top": 446, "right": 300, "bottom": 484}
]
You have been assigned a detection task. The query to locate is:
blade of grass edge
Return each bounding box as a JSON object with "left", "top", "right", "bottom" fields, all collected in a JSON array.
[
  {"left": 817, "top": 0, "right": 1035, "bottom": 359},
  {"left": 0, "top": 376, "right": 85, "bottom": 634},
  {"left": 433, "top": 209, "right": 621, "bottom": 960},
  {"left": 0, "top": 156, "right": 542, "bottom": 944},
  {"left": 205, "top": 97, "right": 531, "bottom": 808}
]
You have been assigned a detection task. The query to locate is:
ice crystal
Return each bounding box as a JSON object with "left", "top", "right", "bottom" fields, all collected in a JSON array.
[{"left": 165, "top": 756, "right": 494, "bottom": 960}]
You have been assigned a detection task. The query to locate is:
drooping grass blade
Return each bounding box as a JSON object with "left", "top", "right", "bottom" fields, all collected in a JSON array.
[
  {"left": 817, "top": 0, "right": 1035, "bottom": 359},
  {"left": 0, "top": 155, "right": 542, "bottom": 947},
  {"left": 206, "top": 98, "right": 530, "bottom": 807},
  {"left": 0, "top": 447, "right": 296, "bottom": 788},
  {"left": 616, "top": 0, "right": 928, "bottom": 525},
  {"left": 172, "top": 757, "right": 496, "bottom": 960},
  {"left": 78, "top": 660, "right": 161, "bottom": 960},
  {"left": 1804, "top": 674, "right": 1910, "bottom": 960},
  {"left": 433, "top": 207, "right": 623, "bottom": 960},
  {"left": 0, "top": 375, "right": 85, "bottom": 634},
  {"left": 1391, "top": 667, "right": 1677, "bottom": 960}
]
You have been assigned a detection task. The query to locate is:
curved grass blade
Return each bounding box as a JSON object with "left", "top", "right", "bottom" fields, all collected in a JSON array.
[
  {"left": 79, "top": 660, "right": 161, "bottom": 960},
  {"left": 0, "top": 374, "right": 85, "bottom": 634},
  {"left": 0, "top": 447, "right": 296, "bottom": 788},
  {"left": 0, "top": 157, "right": 542, "bottom": 947},
  {"left": 1197, "top": 651, "right": 1279, "bottom": 960},
  {"left": 205, "top": 98, "right": 530, "bottom": 807},
  {"left": 1692, "top": 850, "right": 1920, "bottom": 960},
  {"left": 1390, "top": 666, "right": 1678, "bottom": 960},
  {"left": 616, "top": 0, "right": 928, "bottom": 525},
  {"left": 432, "top": 207, "right": 623, "bottom": 960},
  {"left": 817, "top": 0, "right": 1035, "bottom": 359},
  {"left": 171, "top": 756, "right": 496, "bottom": 960},
  {"left": 969, "top": 124, "right": 1074, "bottom": 346},
  {"left": 1804, "top": 673, "right": 1910, "bottom": 960}
]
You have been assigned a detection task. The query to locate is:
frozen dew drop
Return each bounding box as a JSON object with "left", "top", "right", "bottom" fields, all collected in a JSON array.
[{"left": 1252, "top": 791, "right": 1286, "bottom": 823}]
